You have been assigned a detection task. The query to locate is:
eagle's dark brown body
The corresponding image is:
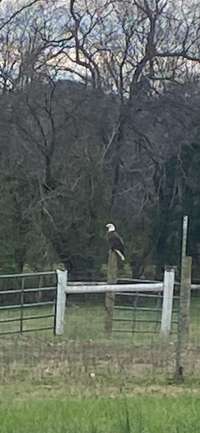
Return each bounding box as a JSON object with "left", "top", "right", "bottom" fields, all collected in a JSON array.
[{"left": 106, "top": 224, "right": 125, "bottom": 261}]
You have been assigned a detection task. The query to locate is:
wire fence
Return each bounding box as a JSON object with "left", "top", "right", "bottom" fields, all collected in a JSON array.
[
  {"left": 0, "top": 270, "right": 199, "bottom": 387},
  {"left": 0, "top": 272, "right": 57, "bottom": 335},
  {"left": 112, "top": 292, "right": 179, "bottom": 335}
]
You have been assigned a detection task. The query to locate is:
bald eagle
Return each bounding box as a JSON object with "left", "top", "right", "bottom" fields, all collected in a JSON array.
[{"left": 106, "top": 223, "right": 125, "bottom": 261}]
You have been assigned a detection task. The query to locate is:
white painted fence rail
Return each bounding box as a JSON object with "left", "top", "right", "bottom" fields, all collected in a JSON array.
[
  {"left": 65, "top": 282, "right": 163, "bottom": 294},
  {"left": 67, "top": 281, "right": 200, "bottom": 290},
  {"left": 191, "top": 284, "right": 200, "bottom": 290},
  {"left": 55, "top": 268, "right": 177, "bottom": 337}
]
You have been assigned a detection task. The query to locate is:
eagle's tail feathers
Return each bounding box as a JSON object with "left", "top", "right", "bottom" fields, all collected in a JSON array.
[{"left": 114, "top": 249, "right": 125, "bottom": 261}]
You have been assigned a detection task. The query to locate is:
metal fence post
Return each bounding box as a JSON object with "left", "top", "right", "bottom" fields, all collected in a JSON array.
[
  {"left": 160, "top": 266, "right": 175, "bottom": 337},
  {"left": 55, "top": 269, "right": 67, "bottom": 336},
  {"left": 20, "top": 277, "right": 25, "bottom": 334},
  {"left": 181, "top": 216, "right": 189, "bottom": 265}
]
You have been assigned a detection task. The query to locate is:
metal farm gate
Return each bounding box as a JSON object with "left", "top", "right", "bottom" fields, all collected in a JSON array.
[
  {"left": 0, "top": 271, "right": 57, "bottom": 335},
  {"left": 112, "top": 291, "right": 179, "bottom": 336}
]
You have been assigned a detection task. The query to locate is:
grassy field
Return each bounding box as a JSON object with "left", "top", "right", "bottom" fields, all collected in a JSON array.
[
  {"left": 0, "top": 294, "right": 199, "bottom": 385},
  {"left": 0, "top": 287, "right": 199, "bottom": 341},
  {"left": 0, "top": 386, "right": 200, "bottom": 433},
  {"left": 0, "top": 295, "right": 199, "bottom": 432}
]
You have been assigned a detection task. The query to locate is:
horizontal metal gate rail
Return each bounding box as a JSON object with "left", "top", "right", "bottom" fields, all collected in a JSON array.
[
  {"left": 113, "top": 291, "right": 179, "bottom": 335},
  {"left": 0, "top": 271, "right": 55, "bottom": 278},
  {"left": 0, "top": 271, "right": 57, "bottom": 335}
]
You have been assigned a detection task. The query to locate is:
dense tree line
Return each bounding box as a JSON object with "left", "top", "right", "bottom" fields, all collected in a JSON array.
[{"left": 0, "top": 0, "right": 200, "bottom": 279}]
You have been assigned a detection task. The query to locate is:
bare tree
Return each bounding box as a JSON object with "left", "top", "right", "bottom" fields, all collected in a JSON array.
[
  {"left": 1, "top": 0, "right": 200, "bottom": 274},
  {"left": 45, "top": 0, "right": 197, "bottom": 215}
]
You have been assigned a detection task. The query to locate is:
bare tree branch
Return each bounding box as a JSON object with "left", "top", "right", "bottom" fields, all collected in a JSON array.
[{"left": 0, "top": 0, "right": 40, "bottom": 31}]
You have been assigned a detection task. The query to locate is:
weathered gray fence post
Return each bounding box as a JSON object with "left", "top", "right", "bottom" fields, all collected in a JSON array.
[
  {"left": 180, "top": 256, "right": 192, "bottom": 339},
  {"left": 176, "top": 255, "right": 192, "bottom": 381},
  {"left": 55, "top": 269, "right": 67, "bottom": 336},
  {"left": 105, "top": 250, "right": 118, "bottom": 335},
  {"left": 160, "top": 266, "right": 175, "bottom": 337}
]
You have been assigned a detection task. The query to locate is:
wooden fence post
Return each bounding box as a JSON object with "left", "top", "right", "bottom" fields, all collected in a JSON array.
[
  {"left": 55, "top": 269, "right": 67, "bottom": 336},
  {"left": 105, "top": 250, "right": 118, "bottom": 335},
  {"left": 160, "top": 266, "right": 175, "bottom": 337},
  {"left": 180, "top": 256, "right": 192, "bottom": 339},
  {"left": 176, "top": 256, "right": 192, "bottom": 381}
]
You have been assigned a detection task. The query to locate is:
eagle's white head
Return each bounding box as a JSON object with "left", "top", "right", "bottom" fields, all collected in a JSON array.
[{"left": 106, "top": 223, "right": 115, "bottom": 232}]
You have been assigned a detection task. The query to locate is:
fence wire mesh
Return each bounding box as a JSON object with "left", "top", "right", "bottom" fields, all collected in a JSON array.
[{"left": 0, "top": 272, "right": 199, "bottom": 388}]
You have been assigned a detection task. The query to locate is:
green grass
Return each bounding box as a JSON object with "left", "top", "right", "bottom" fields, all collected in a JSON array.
[
  {"left": 0, "top": 391, "right": 200, "bottom": 433},
  {"left": 0, "top": 297, "right": 199, "bottom": 432},
  {"left": 0, "top": 293, "right": 198, "bottom": 344},
  {"left": 0, "top": 295, "right": 199, "bottom": 386},
  {"left": 64, "top": 295, "right": 200, "bottom": 344},
  {"left": 64, "top": 302, "right": 175, "bottom": 343}
]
